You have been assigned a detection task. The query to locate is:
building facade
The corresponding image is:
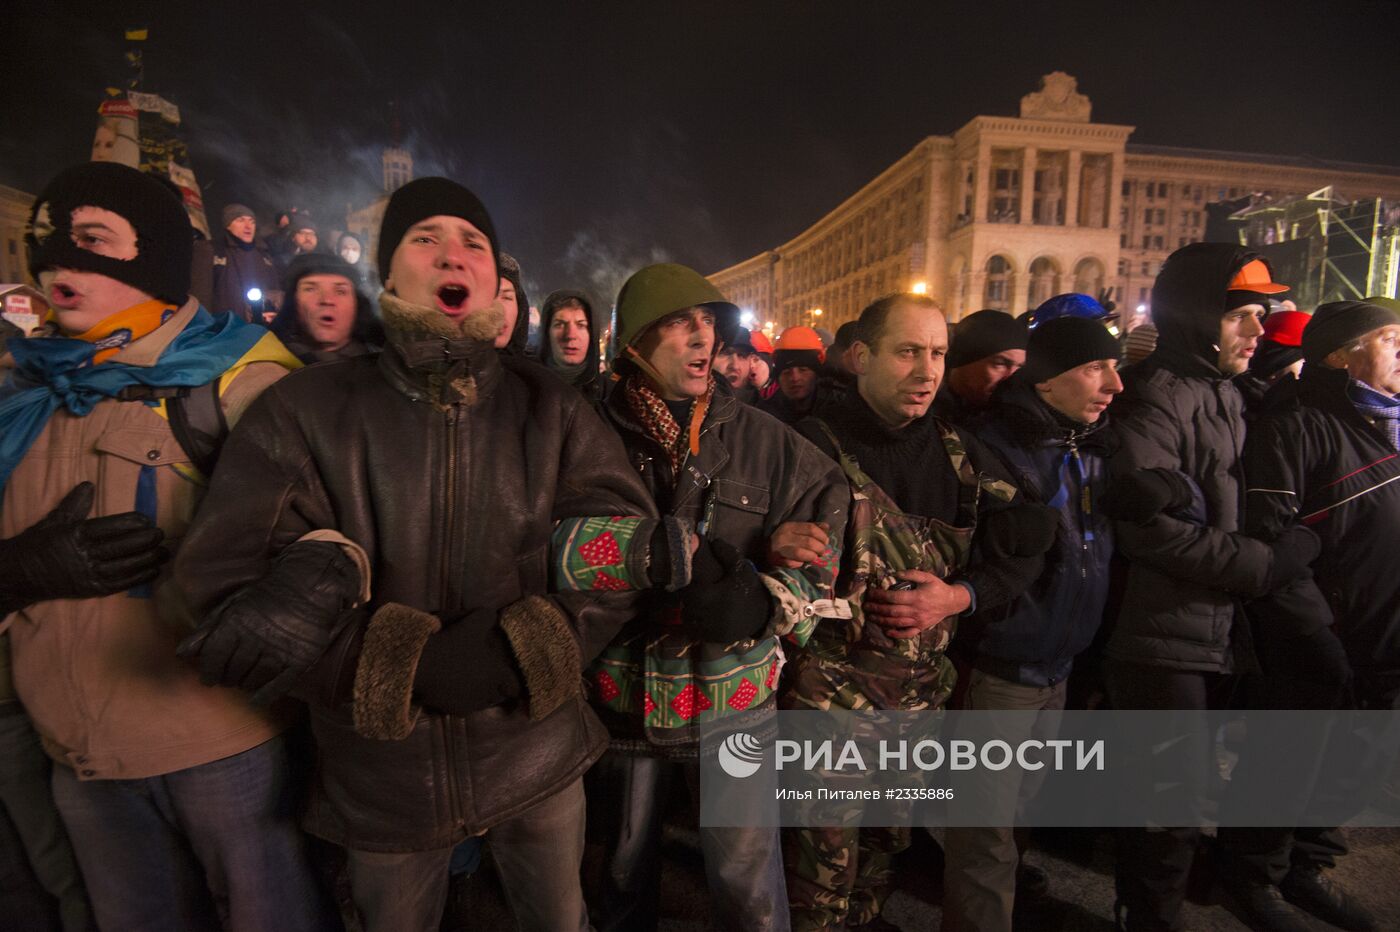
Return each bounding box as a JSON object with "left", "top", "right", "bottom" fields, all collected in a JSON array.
[
  {"left": 710, "top": 73, "right": 1400, "bottom": 331},
  {"left": 0, "top": 184, "right": 35, "bottom": 286}
]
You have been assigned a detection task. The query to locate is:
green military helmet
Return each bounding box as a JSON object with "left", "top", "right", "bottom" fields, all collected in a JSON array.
[{"left": 613, "top": 263, "right": 740, "bottom": 353}]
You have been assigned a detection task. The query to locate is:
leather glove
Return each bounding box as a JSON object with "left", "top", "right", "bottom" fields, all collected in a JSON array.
[
  {"left": 681, "top": 538, "right": 773, "bottom": 644},
  {"left": 1099, "top": 468, "right": 1196, "bottom": 524},
  {"left": 177, "top": 541, "right": 362, "bottom": 705},
  {"left": 1262, "top": 525, "right": 1323, "bottom": 593},
  {"left": 978, "top": 503, "right": 1059, "bottom": 560},
  {"left": 0, "top": 482, "right": 166, "bottom": 614},
  {"left": 413, "top": 608, "right": 525, "bottom": 715}
]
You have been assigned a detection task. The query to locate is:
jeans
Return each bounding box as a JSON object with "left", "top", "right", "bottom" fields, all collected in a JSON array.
[
  {"left": 50, "top": 735, "right": 332, "bottom": 932},
  {"left": 0, "top": 710, "right": 93, "bottom": 931},
  {"left": 942, "top": 671, "right": 1067, "bottom": 932},
  {"left": 586, "top": 751, "right": 789, "bottom": 931},
  {"left": 346, "top": 777, "right": 589, "bottom": 932}
]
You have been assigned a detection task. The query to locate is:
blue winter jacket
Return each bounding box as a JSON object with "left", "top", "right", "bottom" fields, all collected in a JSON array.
[{"left": 964, "top": 382, "right": 1116, "bottom": 687}]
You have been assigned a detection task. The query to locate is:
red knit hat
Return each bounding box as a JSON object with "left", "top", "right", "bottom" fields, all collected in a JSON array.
[{"left": 1262, "top": 310, "right": 1309, "bottom": 347}]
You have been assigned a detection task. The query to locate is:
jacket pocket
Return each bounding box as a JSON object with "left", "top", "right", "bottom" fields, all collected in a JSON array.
[
  {"left": 93, "top": 426, "right": 193, "bottom": 533},
  {"left": 704, "top": 479, "right": 770, "bottom": 550}
]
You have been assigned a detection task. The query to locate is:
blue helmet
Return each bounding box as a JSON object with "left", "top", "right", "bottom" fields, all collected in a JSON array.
[{"left": 1026, "top": 293, "right": 1117, "bottom": 330}]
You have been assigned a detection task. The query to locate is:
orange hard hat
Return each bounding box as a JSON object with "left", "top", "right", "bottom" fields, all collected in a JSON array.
[
  {"left": 776, "top": 326, "right": 826, "bottom": 357},
  {"left": 749, "top": 331, "right": 774, "bottom": 355}
]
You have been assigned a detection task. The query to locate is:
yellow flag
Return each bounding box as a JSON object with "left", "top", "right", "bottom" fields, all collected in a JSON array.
[{"left": 124, "top": 28, "right": 148, "bottom": 41}]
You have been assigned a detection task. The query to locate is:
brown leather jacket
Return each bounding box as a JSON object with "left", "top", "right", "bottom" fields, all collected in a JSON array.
[{"left": 179, "top": 316, "right": 655, "bottom": 852}]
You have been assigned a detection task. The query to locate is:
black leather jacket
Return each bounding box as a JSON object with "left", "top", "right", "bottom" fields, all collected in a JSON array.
[{"left": 180, "top": 333, "right": 654, "bottom": 851}]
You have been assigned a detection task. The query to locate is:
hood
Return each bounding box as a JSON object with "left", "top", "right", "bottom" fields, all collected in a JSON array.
[
  {"left": 498, "top": 256, "right": 532, "bottom": 357},
  {"left": 539, "top": 289, "right": 600, "bottom": 382},
  {"left": 1150, "top": 243, "right": 1270, "bottom": 373},
  {"left": 988, "top": 378, "right": 1115, "bottom": 454}
]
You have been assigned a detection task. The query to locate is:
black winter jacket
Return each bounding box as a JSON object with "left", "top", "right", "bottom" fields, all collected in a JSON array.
[
  {"left": 1106, "top": 244, "right": 1275, "bottom": 673},
  {"left": 966, "top": 382, "right": 1116, "bottom": 686},
  {"left": 211, "top": 232, "right": 279, "bottom": 323},
  {"left": 1242, "top": 364, "right": 1400, "bottom": 692}
]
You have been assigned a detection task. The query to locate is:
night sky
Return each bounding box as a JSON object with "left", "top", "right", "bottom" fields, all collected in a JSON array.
[{"left": 4, "top": 1, "right": 1399, "bottom": 304}]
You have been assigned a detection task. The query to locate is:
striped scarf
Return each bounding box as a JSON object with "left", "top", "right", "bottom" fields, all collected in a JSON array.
[{"left": 1347, "top": 379, "right": 1400, "bottom": 451}]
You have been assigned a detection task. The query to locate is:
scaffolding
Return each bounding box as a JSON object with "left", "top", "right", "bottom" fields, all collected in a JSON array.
[{"left": 1227, "top": 187, "right": 1400, "bottom": 308}]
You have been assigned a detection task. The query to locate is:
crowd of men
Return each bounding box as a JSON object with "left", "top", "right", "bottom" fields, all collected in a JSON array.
[{"left": 0, "top": 160, "right": 1397, "bottom": 932}]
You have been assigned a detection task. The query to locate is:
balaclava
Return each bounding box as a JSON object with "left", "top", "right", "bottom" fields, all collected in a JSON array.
[{"left": 27, "top": 162, "right": 193, "bottom": 305}]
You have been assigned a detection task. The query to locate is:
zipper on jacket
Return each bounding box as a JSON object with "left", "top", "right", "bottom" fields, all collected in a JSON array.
[{"left": 440, "top": 403, "right": 465, "bottom": 830}]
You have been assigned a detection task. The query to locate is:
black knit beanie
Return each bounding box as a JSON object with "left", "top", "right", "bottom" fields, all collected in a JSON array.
[
  {"left": 281, "top": 252, "right": 361, "bottom": 294},
  {"left": 1022, "top": 317, "right": 1121, "bottom": 383},
  {"left": 948, "top": 309, "right": 1028, "bottom": 369},
  {"left": 774, "top": 348, "right": 823, "bottom": 376},
  {"left": 27, "top": 162, "right": 193, "bottom": 305},
  {"left": 221, "top": 203, "right": 255, "bottom": 228},
  {"left": 377, "top": 177, "right": 498, "bottom": 284},
  {"left": 1302, "top": 301, "right": 1400, "bottom": 364}
]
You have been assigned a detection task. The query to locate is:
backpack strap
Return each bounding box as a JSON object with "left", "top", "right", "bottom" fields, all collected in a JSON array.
[
  {"left": 166, "top": 380, "right": 229, "bottom": 479},
  {"left": 117, "top": 380, "right": 229, "bottom": 479}
]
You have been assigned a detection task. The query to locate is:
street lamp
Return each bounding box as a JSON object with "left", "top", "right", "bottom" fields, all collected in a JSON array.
[{"left": 911, "top": 281, "right": 928, "bottom": 295}]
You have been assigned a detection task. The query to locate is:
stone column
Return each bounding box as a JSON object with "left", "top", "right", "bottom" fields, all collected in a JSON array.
[
  {"left": 1065, "top": 150, "right": 1082, "bottom": 226},
  {"left": 1012, "top": 266, "right": 1032, "bottom": 316},
  {"left": 1108, "top": 150, "right": 1126, "bottom": 233},
  {"left": 1020, "top": 147, "right": 1037, "bottom": 225},
  {"left": 973, "top": 142, "right": 992, "bottom": 223}
]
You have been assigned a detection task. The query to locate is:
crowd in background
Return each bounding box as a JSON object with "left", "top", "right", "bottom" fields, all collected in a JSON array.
[{"left": 1, "top": 161, "right": 1399, "bottom": 932}]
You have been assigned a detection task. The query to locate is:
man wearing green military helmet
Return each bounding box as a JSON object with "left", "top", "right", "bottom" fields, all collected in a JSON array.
[{"left": 584, "top": 263, "right": 849, "bottom": 931}]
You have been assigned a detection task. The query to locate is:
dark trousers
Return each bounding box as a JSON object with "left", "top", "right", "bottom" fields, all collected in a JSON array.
[
  {"left": 1105, "top": 662, "right": 1232, "bottom": 931},
  {"left": 1218, "top": 624, "right": 1362, "bottom": 885},
  {"left": 585, "top": 751, "right": 788, "bottom": 932},
  {"left": 0, "top": 710, "right": 92, "bottom": 931}
]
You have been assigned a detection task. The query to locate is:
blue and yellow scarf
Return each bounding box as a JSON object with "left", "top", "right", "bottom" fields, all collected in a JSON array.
[{"left": 0, "top": 306, "right": 296, "bottom": 493}]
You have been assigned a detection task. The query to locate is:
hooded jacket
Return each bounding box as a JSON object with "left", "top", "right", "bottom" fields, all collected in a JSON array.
[
  {"left": 179, "top": 293, "right": 655, "bottom": 851},
  {"left": 499, "top": 257, "right": 532, "bottom": 357},
  {"left": 1242, "top": 364, "right": 1400, "bottom": 697},
  {"left": 539, "top": 289, "right": 604, "bottom": 402},
  {"left": 1105, "top": 243, "right": 1276, "bottom": 672},
  {"left": 966, "top": 380, "right": 1116, "bottom": 686}
]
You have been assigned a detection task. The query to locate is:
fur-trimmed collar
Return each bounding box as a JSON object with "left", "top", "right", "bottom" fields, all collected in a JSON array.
[
  {"left": 379, "top": 291, "right": 504, "bottom": 344},
  {"left": 376, "top": 292, "right": 504, "bottom": 409}
]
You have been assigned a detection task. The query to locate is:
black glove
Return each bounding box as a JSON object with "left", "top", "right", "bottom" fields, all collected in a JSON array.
[
  {"left": 413, "top": 608, "right": 525, "bottom": 714},
  {"left": 1262, "top": 525, "right": 1323, "bottom": 593},
  {"left": 645, "top": 516, "right": 694, "bottom": 590},
  {"left": 177, "top": 541, "right": 362, "bottom": 705},
  {"left": 1099, "top": 468, "right": 1196, "bottom": 524},
  {"left": 0, "top": 482, "right": 166, "bottom": 613},
  {"left": 681, "top": 538, "right": 772, "bottom": 644},
  {"left": 978, "top": 503, "right": 1059, "bottom": 560}
]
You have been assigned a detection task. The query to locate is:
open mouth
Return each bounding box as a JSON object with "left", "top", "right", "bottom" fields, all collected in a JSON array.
[
  {"left": 686, "top": 359, "right": 709, "bottom": 376},
  {"left": 436, "top": 285, "right": 468, "bottom": 312},
  {"left": 49, "top": 282, "right": 81, "bottom": 308}
]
